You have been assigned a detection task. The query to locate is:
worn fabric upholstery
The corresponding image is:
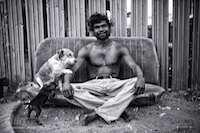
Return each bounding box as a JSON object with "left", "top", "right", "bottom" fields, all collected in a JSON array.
[{"left": 35, "top": 37, "right": 159, "bottom": 85}]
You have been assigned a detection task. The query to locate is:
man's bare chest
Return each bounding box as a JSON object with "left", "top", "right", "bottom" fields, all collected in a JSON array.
[{"left": 88, "top": 46, "right": 121, "bottom": 66}]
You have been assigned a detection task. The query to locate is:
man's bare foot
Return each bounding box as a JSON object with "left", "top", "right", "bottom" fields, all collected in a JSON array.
[
  {"left": 121, "top": 111, "right": 132, "bottom": 122},
  {"left": 82, "top": 112, "right": 98, "bottom": 126}
]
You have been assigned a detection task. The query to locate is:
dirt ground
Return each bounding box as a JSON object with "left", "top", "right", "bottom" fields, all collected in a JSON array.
[{"left": 1, "top": 90, "right": 200, "bottom": 133}]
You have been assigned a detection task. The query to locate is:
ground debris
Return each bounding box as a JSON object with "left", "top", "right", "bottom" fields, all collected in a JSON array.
[
  {"left": 75, "top": 113, "right": 80, "bottom": 121},
  {"left": 159, "top": 112, "right": 166, "bottom": 118}
]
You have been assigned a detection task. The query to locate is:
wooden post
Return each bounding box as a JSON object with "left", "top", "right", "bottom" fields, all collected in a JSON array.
[
  {"left": 172, "top": 0, "right": 190, "bottom": 90},
  {"left": 191, "top": 0, "right": 200, "bottom": 91},
  {"left": 3, "top": 0, "right": 11, "bottom": 83},
  {"left": 17, "top": 0, "right": 25, "bottom": 81},
  {"left": 152, "top": 0, "right": 169, "bottom": 89},
  {"left": 131, "top": 0, "right": 148, "bottom": 37},
  {"left": 110, "top": 0, "right": 127, "bottom": 37},
  {"left": 7, "top": 0, "right": 17, "bottom": 82},
  {"left": 67, "top": 0, "right": 86, "bottom": 37},
  {"left": 0, "top": 2, "right": 6, "bottom": 79}
]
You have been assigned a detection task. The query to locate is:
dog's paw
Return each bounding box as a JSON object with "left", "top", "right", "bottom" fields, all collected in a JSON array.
[
  {"left": 63, "top": 69, "right": 73, "bottom": 74},
  {"left": 36, "top": 119, "right": 43, "bottom": 125}
]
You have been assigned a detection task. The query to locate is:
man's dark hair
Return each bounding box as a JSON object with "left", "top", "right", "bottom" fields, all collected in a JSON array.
[{"left": 88, "top": 12, "right": 113, "bottom": 31}]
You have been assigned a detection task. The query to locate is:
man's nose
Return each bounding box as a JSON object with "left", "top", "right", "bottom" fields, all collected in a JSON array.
[{"left": 99, "top": 26, "right": 104, "bottom": 31}]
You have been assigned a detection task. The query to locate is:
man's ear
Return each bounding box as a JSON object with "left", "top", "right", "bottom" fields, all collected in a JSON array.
[{"left": 57, "top": 49, "right": 64, "bottom": 59}]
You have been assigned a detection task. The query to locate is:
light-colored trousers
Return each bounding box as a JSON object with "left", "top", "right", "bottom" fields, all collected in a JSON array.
[{"left": 55, "top": 77, "right": 165, "bottom": 123}]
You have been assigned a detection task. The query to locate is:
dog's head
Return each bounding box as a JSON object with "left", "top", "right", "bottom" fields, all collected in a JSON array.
[{"left": 56, "top": 48, "right": 76, "bottom": 68}]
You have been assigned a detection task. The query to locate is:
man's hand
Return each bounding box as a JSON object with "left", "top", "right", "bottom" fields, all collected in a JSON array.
[
  {"left": 133, "top": 77, "right": 145, "bottom": 95},
  {"left": 62, "top": 82, "right": 74, "bottom": 99}
]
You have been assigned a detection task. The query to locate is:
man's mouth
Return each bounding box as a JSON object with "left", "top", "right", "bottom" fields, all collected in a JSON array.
[{"left": 98, "top": 32, "right": 106, "bottom": 36}]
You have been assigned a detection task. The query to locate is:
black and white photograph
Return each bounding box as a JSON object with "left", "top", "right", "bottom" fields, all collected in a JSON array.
[{"left": 0, "top": 0, "right": 200, "bottom": 132}]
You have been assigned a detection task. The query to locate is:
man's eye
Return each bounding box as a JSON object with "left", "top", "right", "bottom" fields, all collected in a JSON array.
[
  {"left": 102, "top": 25, "right": 107, "bottom": 28},
  {"left": 94, "top": 26, "right": 99, "bottom": 29}
]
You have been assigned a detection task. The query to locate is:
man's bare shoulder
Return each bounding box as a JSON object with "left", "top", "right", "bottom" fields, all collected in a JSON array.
[
  {"left": 112, "top": 40, "right": 127, "bottom": 51},
  {"left": 79, "top": 42, "right": 93, "bottom": 51},
  {"left": 78, "top": 42, "right": 94, "bottom": 57},
  {"left": 87, "top": 42, "right": 95, "bottom": 48}
]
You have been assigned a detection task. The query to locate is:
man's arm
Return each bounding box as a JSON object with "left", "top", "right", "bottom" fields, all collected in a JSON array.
[
  {"left": 121, "top": 46, "right": 145, "bottom": 95},
  {"left": 62, "top": 45, "right": 90, "bottom": 98}
]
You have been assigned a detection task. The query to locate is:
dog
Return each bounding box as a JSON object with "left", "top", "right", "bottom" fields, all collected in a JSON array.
[
  {"left": 26, "top": 82, "right": 56, "bottom": 125},
  {"left": 16, "top": 48, "right": 76, "bottom": 124},
  {"left": 35, "top": 48, "right": 76, "bottom": 91}
]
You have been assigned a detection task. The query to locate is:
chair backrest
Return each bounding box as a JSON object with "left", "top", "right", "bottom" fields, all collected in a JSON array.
[{"left": 35, "top": 37, "right": 159, "bottom": 84}]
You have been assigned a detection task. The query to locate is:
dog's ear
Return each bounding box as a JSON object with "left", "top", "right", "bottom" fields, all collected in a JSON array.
[{"left": 57, "top": 49, "right": 64, "bottom": 59}]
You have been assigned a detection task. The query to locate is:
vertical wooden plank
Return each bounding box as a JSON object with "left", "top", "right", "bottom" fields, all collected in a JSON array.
[
  {"left": 17, "top": 0, "right": 25, "bottom": 81},
  {"left": 25, "top": 0, "right": 32, "bottom": 80},
  {"left": 137, "top": 0, "right": 142, "bottom": 36},
  {"left": 95, "top": 0, "right": 100, "bottom": 13},
  {"left": 110, "top": 0, "right": 116, "bottom": 36},
  {"left": 25, "top": 0, "right": 36, "bottom": 80},
  {"left": 0, "top": 2, "right": 5, "bottom": 78},
  {"left": 131, "top": 0, "right": 135, "bottom": 36},
  {"left": 92, "top": 0, "right": 95, "bottom": 13},
  {"left": 0, "top": 4, "right": 2, "bottom": 78},
  {"left": 191, "top": 0, "right": 200, "bottom": 91},
  {"left": 31, "top": 0, "right": 36, "bottom": 78},
  {"left": 131, "top": 0, "right": 136, "bottom": 36},
  {"left": 72, "top": 0, "right": 76, "bottom": 37},
  {"left": 131, "top": 0, "right": 148, "bottom": 37},
  {"left": 152, "top": 0, "right": 157, "bottom": 49},
  {"left": 142, "top": 0, "right": 148, "bottom": 37},
  {"left": 12, "top": 0, "right": 21, "bottom": 81},
  {"left": 111, "top": 0, "right": 119, "bottom": 36},
  {"left": 162, "top": 0, "right": 169, "bottom": 89},
  {"left": 88, "top": 0, "right": 92, "bottom": 17},
  {"left": 172, "top": 0, "right": 177, "bottom": 90},
  {"left": 80, "top": 0, "right": 85, "bottom": 37},
  {"left": 50, "top": 0, "right": 55, "bottom": 37},
  {"left": 100, "top": 0, "right": 106, "bottom": 14},
  {"left": 54, "top": 0, "right": 59, "bottom": 37},
  {"left": 59, "top": 0, "right": 65, "bottom": 37},
  {"left": 172, "top": 0, "right": 190, "bottom": 91},
  {"left": 121, "top": 0, "right": 127, "bottom": 36},
  {"left": 38, "top": 0, "right": 44, "bottom": 40},
  {"left": 152, "top": 0, "right": 168, "bottom": 88},
  {"left": 33, "top": 0, "right": 39, "bottom": 46},
  {"left": 0, "top": 2, "right": 4, "bottom": 78},
  {"left": 46, "top": 0, "right": 51, "bottom": 37},
  {"left": 196, "top": 2, "right": 200, "bottom": 90},
  {"left": 182, "top": 0, "right": 190, "bottom": 89},
  {"left": 177, "top": 0, "right": 182, "bottom": 89},
  {"left": 88, "top": 0, "right": 106, "bottom": 15},
  {"left": 158, "top": 0, "right": 163, "bottom": 87},
  {"left": 67, "top": 0, "right": 72, "bottom": 37},
  {"left": 117, "top": 0, "right": 121, "bottom": 36},
  {"left": 3, "top": 0, "right": 11, "bottom": 82},
  {"left": 75, "top": 0, "right": 80, "bottom": 37}
]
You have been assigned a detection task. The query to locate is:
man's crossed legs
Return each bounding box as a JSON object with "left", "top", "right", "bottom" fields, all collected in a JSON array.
[
  {"left": 20, "top": 77, "right": 165, "bottom": 125},
  {"left": 64, "top": 77, "right": 165, "bottom": 125}
]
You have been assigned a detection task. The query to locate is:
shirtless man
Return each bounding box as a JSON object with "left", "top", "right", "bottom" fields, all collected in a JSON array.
[{"left": 62, "top": 13, "right": 164, "bottom": 125}]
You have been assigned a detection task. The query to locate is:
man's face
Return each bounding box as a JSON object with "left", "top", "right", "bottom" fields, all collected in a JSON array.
[{"left": 93, "top": 20, "right": 111, "bottom": 40}]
